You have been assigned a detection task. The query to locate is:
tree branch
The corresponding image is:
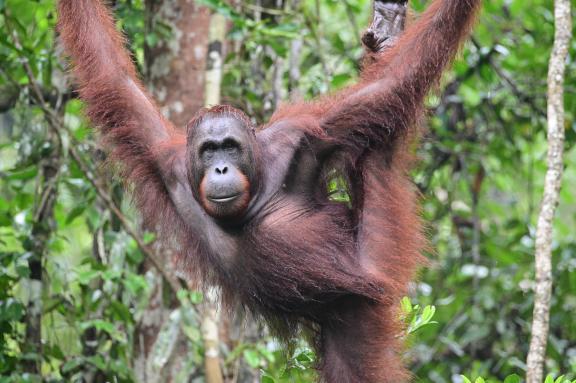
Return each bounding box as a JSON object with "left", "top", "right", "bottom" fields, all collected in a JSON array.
[
  {"left": 10, "top": 26, "right": 184, "bottom": 295},
  {"left": 526, "top": 1, "right": 572, "bottom": 382},
  {"left": 68, "top": 147, "right": 184, "bottom": 294}
]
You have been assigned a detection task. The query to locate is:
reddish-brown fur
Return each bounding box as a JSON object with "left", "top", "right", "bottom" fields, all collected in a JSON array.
[{"left": 57, "top": 1, "right": 481, "bottom": 381}]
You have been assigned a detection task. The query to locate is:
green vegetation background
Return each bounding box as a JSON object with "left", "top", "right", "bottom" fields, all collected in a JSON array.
[{"left": 0, "top": 0, "right": 574, "bottom": 382}]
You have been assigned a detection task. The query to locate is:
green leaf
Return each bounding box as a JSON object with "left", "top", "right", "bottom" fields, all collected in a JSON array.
[
  {"left": 459, "top": 83, "right": 482, "bottom": 107},
  {"left": 0, "top": 212, "right": 9, "bottom": 227},
  {"left": 503, "top": 374, "right": 521, "bottom": 383},
  {"left": 126, "top": 248, "right": 144, "bottom": 264},
  {"left": 62, "top": 357, "right": 84, "bottom": 373},
  {"left": 87, "top": 354, "right": 107, "bottom": 370},
  {"left": 189, "top": 291, "right": 204, "bottom": 304},
  {"left": 145, "top": 33, "right": 159, "bottom": 48},
  {"left": 295, "top": 350, "right": 314, "bottom": 363},
  {"left": 244, "top": 349, "right": 261, "bottom": 369},
  {"left": 421, "top": 305, "right": 436, "bottom": 323},
  {"left": 123, "top": 273, "right": 147, "bottom": 295},
  {"left": 65, "top": 205, "right": 86, "bottom": 225},
  {"left": 0, "top": 298, "right": 24, "bottom": 321},
  {"left": 109, "top": 300, "right": 132, "bottom": 323},
  {"left": 331, "top": 73, "right": 352, "bottom": 89},
  {"left": 77, "top": 269, "right": 101, "bottom": 285},
  {"left": 401, "top": 297, "right": 413, "bottom": 314},
  {"left": 5, "top": 167, "right": 37, "bottom": 181}
]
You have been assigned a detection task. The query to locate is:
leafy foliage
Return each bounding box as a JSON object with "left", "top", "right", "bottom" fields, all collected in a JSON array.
[{"left": 0, "top": 0, "right": 574, "bottom": 382}]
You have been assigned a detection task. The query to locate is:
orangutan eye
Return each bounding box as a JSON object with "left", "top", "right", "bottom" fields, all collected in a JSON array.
[
  {"left": 200, "top": 141, "right": 218, "bottom": 155},
  {"left": 222, "top": 139, "right": 240, "bottom": 153}
]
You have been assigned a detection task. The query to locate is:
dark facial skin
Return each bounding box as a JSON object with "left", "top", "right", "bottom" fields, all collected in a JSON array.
[{"left": 188, "top": 116, "right": 256, "bottom": 220}]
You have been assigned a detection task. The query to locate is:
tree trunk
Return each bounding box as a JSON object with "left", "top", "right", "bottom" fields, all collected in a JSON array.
[
  {"left": 525, "top": 1, "right": 572, "bottom": 382},
  {"left": 133, "top": 1, "right": 212, "bottom": 381},
  {"left": 145, "top": 0, "right": 212, "bottom": 127},
  {"left": 288, "top": 0, "right": 302, "bottom": 102},
  {"left": 201, "top": 13, "right": 226, "bottom": 383}
]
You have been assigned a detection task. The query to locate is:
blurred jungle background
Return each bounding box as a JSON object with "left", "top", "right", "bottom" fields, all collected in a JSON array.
[{"left": 0, "top": 0, "right": 574, "bottom": 382}]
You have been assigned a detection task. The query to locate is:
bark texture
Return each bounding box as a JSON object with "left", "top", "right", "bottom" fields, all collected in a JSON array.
[
  {"left": 133, "top": 1, "right": 212, "bottom": 381},
  {"left": 526, "top": 1, "right": 572, "bottom": 382},
  {"left": 145, "top": 0, "right": 211, "bottom": 127}
]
